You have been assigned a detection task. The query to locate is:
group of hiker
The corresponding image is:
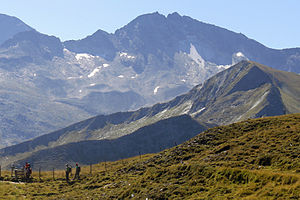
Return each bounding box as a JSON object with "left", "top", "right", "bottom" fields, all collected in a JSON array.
[
  {"left": 17, "top": 162, "right": 81, "bottom": 183},
  {"left": 65, "top": 163, "right": 81, "bottom": 183}
]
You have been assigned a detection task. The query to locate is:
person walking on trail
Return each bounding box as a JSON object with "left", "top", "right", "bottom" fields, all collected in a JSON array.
[
  {"left": 73, "top": 163, "right": 81, "bottom": 180},
  {"left": 65, "top": 164, "right": 72, "bottom": 183},
  {"left": 25, "top": 162, "right": 32, "bottom": 180}
]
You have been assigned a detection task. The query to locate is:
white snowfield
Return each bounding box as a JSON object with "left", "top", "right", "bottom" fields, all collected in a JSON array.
[
  {"left": 88, "top": 66, "right": 102, "bottom": 78},
  {"left": 250, "top": 91, "right": 269, "bottom": 110},
  {"left": 120, "top": 52, "right": 135, "bottom": 59},
  {"left": 87, "top": 64, "right": 110, "bottom": 78},
  {"left": 216, "top": 64, "right": 231, "bottom": 70},
  {"left": 154, "top": 86, "right": 160, "bottom": 95},
  {"left": 75, "top": 53, "right": 95, "bottom": 61},
  {"left": 191, "top": 107, "right": 206, "bottom": 116},
  {"left": 236, "top": 52, "right": 244, "bottom": 57}
]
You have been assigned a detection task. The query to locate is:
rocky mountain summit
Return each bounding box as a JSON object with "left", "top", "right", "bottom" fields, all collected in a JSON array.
[{"left": 0, "top": 14, "right": 33, "bottom": 45}]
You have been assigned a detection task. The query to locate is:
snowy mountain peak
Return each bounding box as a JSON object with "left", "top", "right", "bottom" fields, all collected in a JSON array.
[
  {"left": 232, "top": 51, "right": 249, "bottom": 65},
  {"left": 236, "top": 52, "right": 244, "bottom": 57}
]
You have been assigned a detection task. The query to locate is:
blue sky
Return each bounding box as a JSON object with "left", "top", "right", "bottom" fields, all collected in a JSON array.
[{"left": 1, "top": 0, "right": 299, "bottom": 49}]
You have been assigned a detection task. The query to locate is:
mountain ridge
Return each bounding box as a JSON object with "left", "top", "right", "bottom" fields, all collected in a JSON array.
[
  {"left": 1, "top": 60, "right": 299, "bottom": 169},
  {"left": 65, "top": 12, "right": 300, "bottom": 73},
  {"left": 0, "top": 13, "right": 34, "bottom": 45},
  {"left": 9, "top": 115, "right": 211, "bottom": 170}
]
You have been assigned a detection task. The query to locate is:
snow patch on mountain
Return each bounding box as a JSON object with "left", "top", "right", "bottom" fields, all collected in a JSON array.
[
  {"left": 75, "top": 53, "right": 95, "bottom": 61},
  {"left": 190, "top": 107, "right": 206, "bottom": 117},
  {"left": 182, "top": 101, "right": 193, "bottom": 114},
  {"left": 236, "top": 52, "right": 244, "bottom": 57},
  {"left": 131, "top": 74, "right": 138, "bottom": 79},
  {"left": 232, "top": 51, "right": 248, "bottom": 64},
  {"left": 250, "top": 91, "right": 269, "bottom": 110},
  {"left": 118, "top": 75, "right": 124, "bottom": 78},
  {"left": 216, "top": 64, "right": 231, "bottom": 70},
  {"left": 67, "top": 75, "right": 83, "bottom": 80},
  {"left": 120, "top": 52, "right": 135, "bottom": 59},
  {"left": 63, "top": 48, "right": 70, "bottom": 53},
  {"left": 154, "top": 86, "right": 160, "bottom": 95},
  {"left": 88, "top": 66, "right": 102, "bottom": 78}
]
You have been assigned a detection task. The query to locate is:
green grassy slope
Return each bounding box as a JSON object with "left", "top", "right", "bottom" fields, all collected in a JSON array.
[{"left": 0, "top": 113, "right": 299, "bottom": 199}]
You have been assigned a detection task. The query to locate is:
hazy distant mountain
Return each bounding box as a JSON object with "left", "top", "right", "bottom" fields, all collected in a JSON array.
[
  {"left": 1, "top": 60, "right": 299, "bottom": 169},
  {"left": 0, "top": 12, "right": 300, "bottom": 148},
  {"left": 0, "top": 14, "right": 33, "bottom": 45},
  {"left": 65, "top": 12, "right": 300, "bottom": 73},
  {"left": 0, "top": 30, "right": 91, "bottom": 147},
  {"left": 0, "top": 30, "right": 64, "bottom": 66}
]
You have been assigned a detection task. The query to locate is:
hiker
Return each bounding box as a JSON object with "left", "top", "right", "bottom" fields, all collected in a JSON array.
[
  {"left": 25, "top": 163, "right": 32, "bottom": 180},
  {"left": 73, "top": 163, "right": 81, "bottom": 180},
  {"left": 65, "top": 164, "right": 72, "bottom": 183},
  {"left": 25, "top": 162, "right": 30, "bottom": 169},
  {"left": 23, "top": 162, "right": 32, "bottom": 181}
]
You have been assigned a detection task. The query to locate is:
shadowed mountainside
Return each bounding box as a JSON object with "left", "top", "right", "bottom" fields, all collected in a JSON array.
[
  {"left": 11, "top": 115, "right": 211, "bottom": 170},
  {"left": 0, "top": 60, "right": 299, "bottom": 169}
]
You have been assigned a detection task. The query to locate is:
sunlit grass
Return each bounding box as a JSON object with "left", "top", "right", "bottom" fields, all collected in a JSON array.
[{"left": 0, "top": 113, "right": 299, "bottom": 199}]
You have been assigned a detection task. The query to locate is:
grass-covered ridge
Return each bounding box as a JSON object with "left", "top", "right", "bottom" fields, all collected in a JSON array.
[{"left": 0, "top": 113, "right": 299, "bottom": 199}]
